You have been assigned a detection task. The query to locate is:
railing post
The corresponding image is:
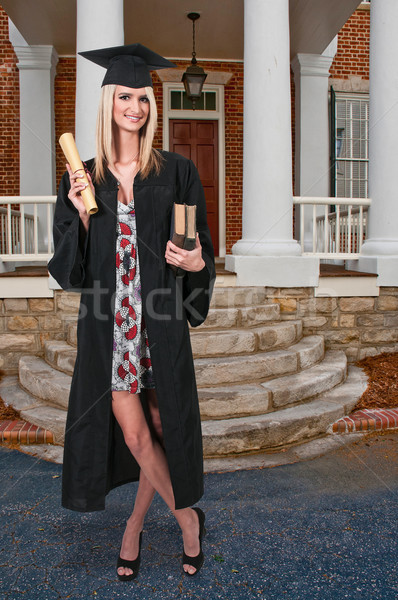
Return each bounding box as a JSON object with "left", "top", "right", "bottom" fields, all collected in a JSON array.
[
  {"left": 6, "top": 205, "right": 12, "bottom": 256},
  {"left": 20, "top": 204, "right": 26, "bottom": 254},
  {"left": 312, "top": 205, "right": 316, "bottom": 253},
  {"left": 300, "top": 203, "right": 305, "bottom": 252},
  {"left": 323, "top": 205, "right": 328, "bottom": 253}
]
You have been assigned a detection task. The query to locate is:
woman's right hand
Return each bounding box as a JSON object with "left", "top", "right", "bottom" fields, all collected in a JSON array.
[{"left": 66, "top": 163, "right": 94, "bottom": 228}]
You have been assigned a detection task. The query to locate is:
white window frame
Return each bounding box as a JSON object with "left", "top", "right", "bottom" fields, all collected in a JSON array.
[
  {"left": 162, "top": 82, "right": 226, "bottom": 257},
  {"left": 333, "top": 91, "right": 369, "bottom": 199}
]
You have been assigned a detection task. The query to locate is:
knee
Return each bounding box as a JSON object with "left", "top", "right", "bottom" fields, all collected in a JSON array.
[{"left": 123, "top": 428, "right": 152, "bottom": 457}]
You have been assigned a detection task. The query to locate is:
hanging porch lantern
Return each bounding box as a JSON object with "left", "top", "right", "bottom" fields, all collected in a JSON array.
[{"left": 182, "top": 12, "right": 207, "bottom": 110}]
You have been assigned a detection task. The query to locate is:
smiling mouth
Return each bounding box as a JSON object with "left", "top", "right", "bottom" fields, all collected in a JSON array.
[{"left": 125, "top": 115, "right": 141, "bottom": 121}]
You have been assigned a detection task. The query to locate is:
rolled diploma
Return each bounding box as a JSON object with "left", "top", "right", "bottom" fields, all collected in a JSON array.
[{"left": 59, "top": 133, "right": 98, "bottom": 215}]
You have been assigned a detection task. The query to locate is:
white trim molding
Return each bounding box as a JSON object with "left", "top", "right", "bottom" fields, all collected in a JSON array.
[
  {"left": 0, "top": 277, "right": 54, "bottom": 298},
  {"left": 14, "top": 45, "right": 58, "bottom": 70}
]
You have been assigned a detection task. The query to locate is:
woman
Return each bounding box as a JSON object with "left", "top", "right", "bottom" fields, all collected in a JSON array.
[{"left": 48, "top": 43, "right": 215, "bottom": 580}]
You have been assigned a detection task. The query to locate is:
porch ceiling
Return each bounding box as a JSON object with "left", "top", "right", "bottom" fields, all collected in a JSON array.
[{"left": 2, "top": 0, "right": 362, "bottom": 60}]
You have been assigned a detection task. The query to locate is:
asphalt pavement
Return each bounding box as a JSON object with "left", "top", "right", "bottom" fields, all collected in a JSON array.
[{"left": 1, "top": 431, "right": 397, "bottom": 600}]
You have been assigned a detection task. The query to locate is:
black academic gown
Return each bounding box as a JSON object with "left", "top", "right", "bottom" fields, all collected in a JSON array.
[{"left": 47, "top": 151, "right": 215, "bottom": 512}]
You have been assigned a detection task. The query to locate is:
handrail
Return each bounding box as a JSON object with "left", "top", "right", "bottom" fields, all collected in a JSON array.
[
  {"left": 0, "top": 195, "right": 56, "bottom": 261},
  {"left": 293, "top": 196, "right": 371, "bottom": 206},
  {"left": 0, "top": 196, "right": 57, "bottom": 203}
]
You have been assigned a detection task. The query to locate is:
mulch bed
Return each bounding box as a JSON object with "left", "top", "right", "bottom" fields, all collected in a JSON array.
[
  {"left": 0, "top": 396, "right": 20, "bottom": 420},
  {"left": 0, "top": 372, "right": 21, "bottom": 421},
  {"left": 0, "top": 378, "right": 23, "bottom": 447},
  {"left": 354, "top": 352, "right": 398, "bottom": 410}
]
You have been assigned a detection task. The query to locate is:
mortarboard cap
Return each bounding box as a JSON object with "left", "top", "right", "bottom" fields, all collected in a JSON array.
[{"left": 78, "top": 43, "right": 176, "bottom": 88}]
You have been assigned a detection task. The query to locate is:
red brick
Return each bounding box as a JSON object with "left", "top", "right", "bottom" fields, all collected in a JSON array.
[{"left": 35, "top": 428, "right": 45, "bottom": 443}]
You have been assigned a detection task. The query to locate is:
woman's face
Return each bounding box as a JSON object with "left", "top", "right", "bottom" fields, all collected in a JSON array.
[{"left": 112, "top": 86, "right": 150, "bottom": 133}]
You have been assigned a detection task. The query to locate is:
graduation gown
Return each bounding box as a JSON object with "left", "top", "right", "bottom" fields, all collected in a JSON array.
[{"left": 47, "top": 151, "right": 215, "bottom": 512}]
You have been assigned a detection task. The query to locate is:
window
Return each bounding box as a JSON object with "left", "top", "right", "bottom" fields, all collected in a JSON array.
[
  {"left": 330, "top": 89, "right": 369, "bottom": 199},
  {"left": 169, "top": 90, "right": 217, "bottom": 111}
]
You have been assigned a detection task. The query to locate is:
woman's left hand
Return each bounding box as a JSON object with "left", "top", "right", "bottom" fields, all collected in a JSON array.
[{"left": 165, "top": 233, "right": 205, "bottom": 272}]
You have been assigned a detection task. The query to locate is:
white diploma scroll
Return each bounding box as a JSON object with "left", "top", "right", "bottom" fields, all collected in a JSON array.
[{"left": 59, "top": 133, "right": 98, "bottom": 215}]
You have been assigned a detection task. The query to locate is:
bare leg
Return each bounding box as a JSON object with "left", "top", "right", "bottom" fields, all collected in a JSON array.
[
  {"left": 117, "top": 390, "right": 159, "bottom": 577},
  {"left": 112, "top": 389, "right": 201, "bottom": 575}
]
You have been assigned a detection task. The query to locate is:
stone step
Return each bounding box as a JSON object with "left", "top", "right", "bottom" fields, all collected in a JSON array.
[
  {"left": 199, "top": 383, "right": 270, "bottom": 420},
  {"left": 194, "top": 335, "right": 324, "bottom": 387},
  {"left": 201, "top": 366, "right": 368, "bottom": 458},
  {"left": 44, "top": 340, "right": 76, "bottom": 374},
  {"left": 46, "top": 311, "right": 288, "bottom": 377},
  {"left": 191, "top": 320, "right": 302, "bottom": 358},
  {"left": 209, "top": 286, "right": 268, "bottom": 308},
  {"left": 67, "top": 322, "right": 77, "bottom": 347},
  {"left": 261, "top": 350, "right": 347, "bottom": 409},
  {"left": 198, "top": 350, "right": 346, "bottom": 419},
  {"left": 4, "top": 362, "right": 367, "bottom": 456},
  {"left": 65, "top": 303, "right": 281, "bottom": 345},
  {"left": 40, "top": 334, "right": 324, "bottom": 401},
  {"left": 322, "top": 365, "right": 370, "bottom": 422},
  {"left": 43, "top": 330, "right": 324, "bottom": 386},
  {"left": 195, "top": 303, "right": 281, "bottom": 330},
  {"left": 19, "top": 355, "right": 71, "bottom": 410},
  {"left": 0, "top": 375, "right": 66, "bottom": 444},
  {"left": 214, "top": 271, "right": 237, "bottom": 287}
]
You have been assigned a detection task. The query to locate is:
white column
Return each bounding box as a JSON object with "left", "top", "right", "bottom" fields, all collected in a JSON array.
[
  {"left": 13, "top": 44, "right": 58, "bottom": 253},
  {"left": 354, "top": 0, "right": 398, "bottom": 284},
  {"left": 291, "top": 40, "right": 337, "bottom": 251},
  {"left": 225, "top": 0, "right": 318, "bottom": 286},
  {"left": 363, "top": 0, "right": 398, "bottom": 253},
  {"left": 75, "top": 0, "right": 124, "bottom": 159}
]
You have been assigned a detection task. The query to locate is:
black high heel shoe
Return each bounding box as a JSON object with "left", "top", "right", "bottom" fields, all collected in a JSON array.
[
  {"left": 116, "top": 531, "right": 142, "bottom": 581},
  {"left": 182, "top": 507, "right": 206, "bottom": 576}
]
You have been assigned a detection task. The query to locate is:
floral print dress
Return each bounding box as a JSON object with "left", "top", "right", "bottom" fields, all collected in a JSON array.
[{"left": 111, "top": 198, "right": 155, "bottom": 394}]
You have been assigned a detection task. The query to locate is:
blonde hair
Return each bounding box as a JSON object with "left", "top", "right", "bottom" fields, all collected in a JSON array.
[{"left": 93, "top": 84, "right": 163, "bottom": 183}]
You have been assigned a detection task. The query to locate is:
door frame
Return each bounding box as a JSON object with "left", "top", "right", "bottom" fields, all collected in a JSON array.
[{"left": 162, "top": 82, "right": 226, "bottom": 257}]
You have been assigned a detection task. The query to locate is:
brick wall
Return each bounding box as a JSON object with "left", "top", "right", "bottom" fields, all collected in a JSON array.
[
  {"left": 0, "top": 6, "right": 19, "bottom": 196},
  {"left": 55, "top": 58, "right": 76, "bottom": 185},
  {"left": 330, "top": 5, "right": 370, "bottom": 80}
]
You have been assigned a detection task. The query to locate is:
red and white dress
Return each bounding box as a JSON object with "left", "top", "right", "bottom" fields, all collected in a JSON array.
[{"left": 111, "top": 198, "right": 155, "bottom": 394}]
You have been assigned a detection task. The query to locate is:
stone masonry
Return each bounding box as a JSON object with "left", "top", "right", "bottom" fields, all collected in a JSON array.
[
  {"left": 269, "top": 286, "right": 398, "bottom": 363},
  {"left": 1, "top": 286, "right": 398, "bottom": 374},
  {"left": 0, "top": 292, "right": 79, "bottom": 374}
]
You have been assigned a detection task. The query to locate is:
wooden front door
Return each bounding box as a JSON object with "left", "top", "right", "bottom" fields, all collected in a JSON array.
[{"left": 169, "top": 119, "right": 219, "bottom": 256}]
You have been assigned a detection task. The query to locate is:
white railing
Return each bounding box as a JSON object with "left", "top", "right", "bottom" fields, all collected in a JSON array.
[
  {"left": 0, "top": 196, "right": 56, "bottom": 261},
  {"left": 0, "top": 195, "right": 373, "bottom": 262},
  {"left": 293, "top": 197, "right": 371, "bottom": 258}
]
